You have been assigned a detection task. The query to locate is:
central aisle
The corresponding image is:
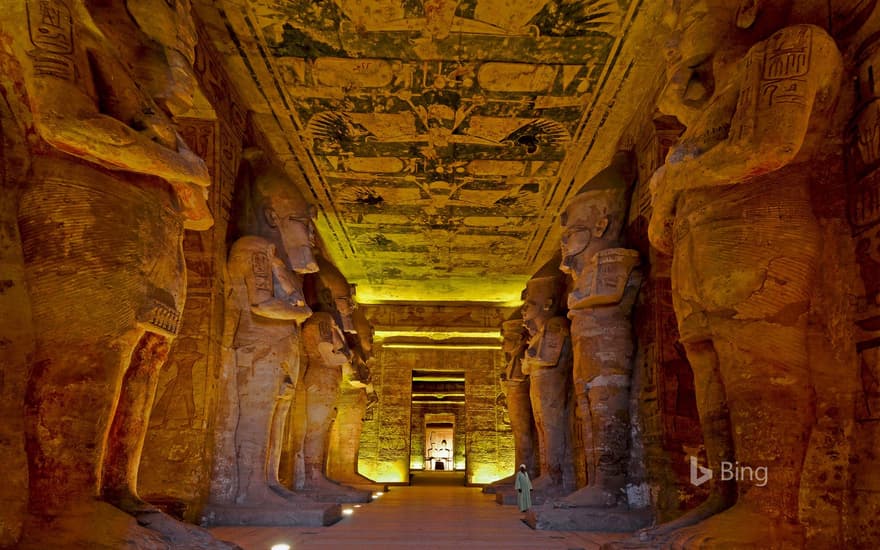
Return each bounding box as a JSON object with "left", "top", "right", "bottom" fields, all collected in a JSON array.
[{"left": 211, "top": 473, "right": 629, "bottom": 549}]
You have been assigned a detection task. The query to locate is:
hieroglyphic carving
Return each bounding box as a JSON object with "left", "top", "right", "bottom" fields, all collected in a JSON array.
[{"left": 25, "top": 0, "right": 74, "bottom": 79}]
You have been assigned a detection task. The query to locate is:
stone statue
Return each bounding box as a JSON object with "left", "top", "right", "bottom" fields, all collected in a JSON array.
[
  {"left": 520, "top": 260, "right": 575, "bottom": 500},
  {"left": 327, "top": 307, "right": 381, "bottom": 487},
  {"left": 486, "top": 312, "right": 538, "bottom": 495},
  {"left": 557, "top": 154, "right": 641, "bottom": 510},
  {"left": 2, "top": 0, "right": 236, "bottom": 547},
  {"left": 612, "top": 0, "right": 843, "bottom": 547},
  {"left": 205, "top": 155, "right": 340, "bottom": 526},
  {"left": 295, "top": 259, "right": 371, "bottom": 502}
]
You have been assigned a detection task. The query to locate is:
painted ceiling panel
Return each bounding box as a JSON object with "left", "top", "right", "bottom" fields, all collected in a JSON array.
[{"left": 196, "top": 0, "right": 661, "bottom": 302}]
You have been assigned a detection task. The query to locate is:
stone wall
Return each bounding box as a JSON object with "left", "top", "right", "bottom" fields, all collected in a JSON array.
[
  {"left": 358, "top": 346, "right": 414, "bottom": 483},
  {"left": 358, "top": 346, "right": 512, "bottom": 485}
]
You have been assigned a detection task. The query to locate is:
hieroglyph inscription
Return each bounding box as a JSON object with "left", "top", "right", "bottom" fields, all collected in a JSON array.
[{"left": 26, "top": 0, "right": 74, "bottom": 80}]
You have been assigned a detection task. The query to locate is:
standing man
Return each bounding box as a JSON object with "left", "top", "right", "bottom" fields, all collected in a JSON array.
[{"left": 516, "top": 465, "right": 533, "bottom": 513}]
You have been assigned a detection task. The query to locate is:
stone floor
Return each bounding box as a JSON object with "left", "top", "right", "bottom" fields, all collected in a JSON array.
[{"left": 211, "top": 472, "right": 630, "bottom": 549}]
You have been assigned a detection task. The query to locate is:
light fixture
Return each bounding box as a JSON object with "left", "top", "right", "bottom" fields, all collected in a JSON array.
[
  {"left": 342, "top": 508, "right": 354, "bottom": 516},
  {"left": 270, "top": 544, "right": 291, "bottom": 550}
]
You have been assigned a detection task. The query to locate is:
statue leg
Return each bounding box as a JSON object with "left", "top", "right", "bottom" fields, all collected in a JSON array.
[
  {"left": 301, "top": 366, "right": 341, "bottom": 490},
  {"left": 506, "top": 379, "right": 538, "bottom": 479},
  {"left": 326, "top": 387, "right": 376, "bottom": 484},
  {"left": 559, "top": 320, "right": 634, "bottom": 508},
  {"left": 101, "top": 332, "right": 169, "bottom": 513},
  {"left": 529, "top": 367, "right": 573, "bottom": 493},
  {"left": 233, "top": 351, "right": 279, "bottom": 504},
  {"left": 529, "top": 376, "right": 549, "bottom": 481},
  {"left": 656, "top": 321, "right": 812, "bottom": 549},
  {"left": 636, "top": 339, "right": 736, "bottom": 540}
]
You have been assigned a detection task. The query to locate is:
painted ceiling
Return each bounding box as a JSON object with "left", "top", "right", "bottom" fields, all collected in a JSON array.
[{"left": 195, "top": 0, "right": 662, "bottom": 303}]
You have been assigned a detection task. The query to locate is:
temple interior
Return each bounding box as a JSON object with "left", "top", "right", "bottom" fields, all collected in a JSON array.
[{"left": 2, "top": 0, "right": 880, "bottom": 548}]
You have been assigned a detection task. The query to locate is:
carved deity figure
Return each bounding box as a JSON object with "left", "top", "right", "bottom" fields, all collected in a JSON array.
[
  {"left": 1, "top": 0, "right": 233, "bottom": 547},
  {"left": 217, "top": 157, "right": 323, "bottom": 516},
  {"left": 556, "top": 153, "right": 642, "bottom": 512},
  {"left": 487, "top": 314, "right": 538, "bottom": 494},
  {"left": 327, "top": 307, "right": 381, "bottom": 486},
  {"left": 614, "top": 1, "right": 843, "bottom": 547},
  {"left": 294, "top": 260, "right": 371, "bottom": 502},
  {"left": 521, "top": 264, "right": 574, "bottom": 498}
]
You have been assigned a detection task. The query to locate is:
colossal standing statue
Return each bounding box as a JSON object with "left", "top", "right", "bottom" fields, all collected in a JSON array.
[
  {"left": 487, "top": 312, "right": 538, "bottom": 496},
  {"left": 521, "top": 261, "right": 574, "bottom": 500},
  {"left": 1, "top": 0, "right": 236, "bottom": 547},
  {"left": 327, "top": 307, "right": 381, "bottom": 487},
  {"left": 554, "top": 154, "right": 643, "bottom": 517},
  {"left": 611, "top": 0, "right": 843, "bottom": 547},
  {"left": 295, "top": 259, "right": 372, "bottom": 502},
  {"left": 205, "top": 156, "right": 340, "bottom": 527}
]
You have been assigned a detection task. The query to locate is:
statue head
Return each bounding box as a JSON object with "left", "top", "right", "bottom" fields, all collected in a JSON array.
[
  {"left": 352, "top": 307, "right": 374, "bottom": 359},
  {"left": 560, "top": 152, "right": 631, "bottom": 276},
  {"left": 88, "top": 0, "right": 198, "bottom": 118},
  {"left": 658, "top": 0, "right": 794, "bottom": 127},
  {"left": 127, "top": 0, "right": 198, "bottom": 117},
  {"left": 314, "top": 255, "right": 357, "bottom": 332},
  {"left": 501, "top": 308, "right": 527, "bottom": 357},
  {"left": 238, "top": 152, "right": 318, "bottom": 273},
  {"left": 521, "top": 256, "right": 564, "bottom": 335}
]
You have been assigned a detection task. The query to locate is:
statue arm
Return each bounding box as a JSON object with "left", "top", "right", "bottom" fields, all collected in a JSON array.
[
  {"left": 662, "top": 25, "right": 842, "bottom": 193},
  {"left": 13, "top": 0, "right": 211, "bottom": 228},
  {"left": 241, "top": 245, "right": 313, "bottom": 322}
]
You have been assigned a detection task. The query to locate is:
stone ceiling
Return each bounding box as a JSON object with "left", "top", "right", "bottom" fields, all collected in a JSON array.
[{"left": 194, "top": 0, "right": 664, "bottom": 303}]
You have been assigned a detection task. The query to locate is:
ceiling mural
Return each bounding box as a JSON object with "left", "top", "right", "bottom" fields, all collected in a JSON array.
[{"left": 195, "top": 0, "right": 659, "bottom": 302}]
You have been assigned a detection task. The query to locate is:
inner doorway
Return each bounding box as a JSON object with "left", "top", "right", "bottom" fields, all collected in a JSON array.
[{"left": 425, "top": 420, "right": 453, "bottom": 471}]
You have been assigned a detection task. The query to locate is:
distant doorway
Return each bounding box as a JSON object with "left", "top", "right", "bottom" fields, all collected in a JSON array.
[{"left": 425, "top": 422, "right": 453, "bottom": 471}]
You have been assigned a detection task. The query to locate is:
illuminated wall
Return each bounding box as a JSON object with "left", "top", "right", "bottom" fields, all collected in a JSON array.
[{"left": 358, "top": 345, "right": 514, "bottom": 485}]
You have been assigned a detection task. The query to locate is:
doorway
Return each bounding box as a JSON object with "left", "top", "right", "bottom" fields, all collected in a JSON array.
[{"left": 425, "top": 421, "right": 453, "bottom": 471}]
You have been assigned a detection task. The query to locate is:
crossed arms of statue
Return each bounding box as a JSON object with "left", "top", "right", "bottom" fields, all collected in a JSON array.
[
  {"left": 648, "top": 25, "right": 842, "bottom": 252},
  {"left": 4, "top": 0, "right": 211, "bottom": 228},
  {"left": 247, "top": 244, "right": 313, "bottom": 324}
]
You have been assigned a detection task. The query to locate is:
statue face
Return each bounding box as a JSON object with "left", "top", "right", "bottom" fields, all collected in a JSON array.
[
  {"left": 272, "top": 203, "right": 318, "bottom": 273},
  {"left": 658, "top": 0, "right": 738, "bottom": 127},
  {"left": 126, "top": 0, "right": 198, "bottom": 118},
  {"left": 560, "top": 224, "right": 592, "bottom": 275},
  {"left": 334, "top": 294, "right": 356, "bottom": 331},
  {"left": 521, "top": 281, "right": 555, "bottom": 332},
  {"left": 501, "top": 325, "right": 524, "bottom": 354}
]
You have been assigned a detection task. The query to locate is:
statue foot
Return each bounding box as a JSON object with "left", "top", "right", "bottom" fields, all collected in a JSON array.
[
  {"left": 602, "top": 502, "right": 799, "bottom": 550},
  {"left": 658, "top": 505, "right": 802, "bottom": 550},
  {"left": 631, "top": 491, "right": 732, "bottom": 543},
  {"left": 135, "top": 509, "right": 243, "bottom": 549},
  {"left": 301, "top": 475, "right": 372, "bottom": 503},
  {"left": 102, "top": 488, "right": 162, "bottom": 515},
  {"left": 268, "top": 483, "right": 325, "bottom": 504},
  {"left": 554, "top": 485, "right": 620, "bottom": 508}
]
